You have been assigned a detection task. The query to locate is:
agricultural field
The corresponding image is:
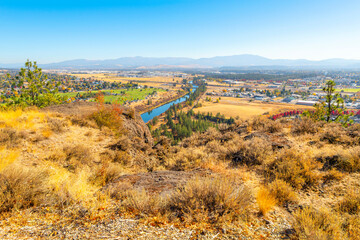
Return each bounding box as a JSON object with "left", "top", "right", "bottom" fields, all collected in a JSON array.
[
  {"left": 195, "top": 96, "right": 313, "bottom": 120},
  {"left": 59, "top": 88, "right": 166, "bottom": 104},
  {"left": 336, "top": 88, "right": 360, "bottom": 92},
  {"left": 68, "top": 73, "right": 185, "bottom": 88},
  {"left": 316, "top": 88, "right": 360, "bottom": 93}
]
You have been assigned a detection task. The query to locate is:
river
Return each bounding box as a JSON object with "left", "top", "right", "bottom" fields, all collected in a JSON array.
[{"left": 141, "top": 84, "right": 198, "bottom": 123}]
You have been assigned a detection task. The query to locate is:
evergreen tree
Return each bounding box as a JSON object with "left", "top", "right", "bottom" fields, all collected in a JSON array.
[{"left": 5, "top": 60, "right": 63, "bottom": 108}]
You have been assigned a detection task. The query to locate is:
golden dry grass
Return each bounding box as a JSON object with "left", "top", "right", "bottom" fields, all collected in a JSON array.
[
  {"left": 1, "top": 106, "right": 360, "bottom": 238},
  {"left": 256, "top": 186, "right": 277, "bottom": 215},
  {"left": 0, "top": 109, "right": 47, "bottom": 130}
]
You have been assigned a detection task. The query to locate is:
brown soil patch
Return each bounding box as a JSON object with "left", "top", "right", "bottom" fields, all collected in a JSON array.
[{"left": 104, "top": 169, "right": 212, "bottom": 194}]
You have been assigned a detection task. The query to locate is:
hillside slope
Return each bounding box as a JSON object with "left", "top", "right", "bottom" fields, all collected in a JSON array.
[{"left": 0, "top": 104, "right": 359, "bottom": 239}]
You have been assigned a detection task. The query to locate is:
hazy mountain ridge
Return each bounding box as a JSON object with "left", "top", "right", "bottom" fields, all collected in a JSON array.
[{"left": 2, "top": 54, "right": 360, "bottom": 69}]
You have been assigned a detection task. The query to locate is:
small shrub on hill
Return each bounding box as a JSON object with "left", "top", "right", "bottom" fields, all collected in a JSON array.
[
  {"left": 89, "top": 92, "right": 124, "bottom": 136},
  {"left": 247, "top": 116, "right": 269, "bottom": 132},
  {"left": 230, "top": 137, "right": 272, "bottom": 166},
  {"left": 122, "top": 188, "right": 160, "bottom": 215},
  {"left": 263, "top": 120, "right": 282, "bottom": 133},
  {"left": 164, "top": 177, "right": 251, "bottom": 224},
  {"left": 89, "top": 162, "right": 123, "bottom": 187},
  {"left": 291, "top": 117, "right": 319, "bottom": 135},
  {"left": 168, "top": 148, "right": 206, "bottom": 170}
]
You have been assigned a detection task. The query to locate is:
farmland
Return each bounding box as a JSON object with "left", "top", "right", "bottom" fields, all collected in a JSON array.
[
  {"left": 315, "top": 88, "right": 360, "bottom": 93},
  {"left": 195, "top": 96, "right": 313, "bottom": 120},
  {"left": 68, "top": 73, "right": 186, "bottom": 88},
  {"left": 60, "top": 88, "right": 166, "bottom": 104}
]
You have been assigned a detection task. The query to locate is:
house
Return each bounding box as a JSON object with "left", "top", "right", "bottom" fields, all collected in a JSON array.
[{"left": 296, "top": 100, "right": 317, "bottom": 106}]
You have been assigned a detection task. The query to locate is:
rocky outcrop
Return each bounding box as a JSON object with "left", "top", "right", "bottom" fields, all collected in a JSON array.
[{"left": 121, "top": 108, "right": 153, "bottom": 145}]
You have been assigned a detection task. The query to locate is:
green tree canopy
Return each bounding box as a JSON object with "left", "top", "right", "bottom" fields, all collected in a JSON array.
[
  {"left": 305, "top": 79, "right": 352, "bottom": 126},
  {"left": 5, "top": 60, "right": 63, "bottom": 108}
]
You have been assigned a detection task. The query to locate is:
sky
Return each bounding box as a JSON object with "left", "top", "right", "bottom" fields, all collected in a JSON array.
[{"left": 1, "top": 0, "right": 360, "bottom": 63}]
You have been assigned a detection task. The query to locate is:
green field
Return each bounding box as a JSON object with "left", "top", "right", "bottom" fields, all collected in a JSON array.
[
  {"left": 59, "top": 88, "right": 166, "bottom": 103},
  {"left": 336, "top": 88, "right": 360, "bottom": 93}
]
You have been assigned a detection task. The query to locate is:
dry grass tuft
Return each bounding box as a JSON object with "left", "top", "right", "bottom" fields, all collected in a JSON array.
[
  {"left": 122, "top": 188, "right": 161, "bottom": 215},
  {"left": 0, "top": 109, "right": 46, "bottom": 130},
  {"left": 322, "top": 168, "right": 344, "bottom": 183},
  {"left": 338, "top": 148, "right": 360, "bottom": 172},
  {"left": 293, "top": 207, "right": 343, "bottom": 240},
  {"left": 337, "top": 189, "right": 360, "bottom": 215},
  {"left": 47, "top": 117, "right": 68, "bottom": 133},
  {"left": 321, "top": 148, "right": 360, "bottom": 173},
  {"left": 0, "top": 163, "right": 48, "bottom": 212},
  {"left": 343, "top": 215, "right": 360, "bottom": 239},
  {"left": 256, "top": 186, "right": 277, "bottom": 215},
  {"left": 268, "top": 179, "right": 297, "bottom": 205},
  {"left": 63, "top": 144, "right": 94, "bottom": 168},
  {"left": 89, "top": 162, "right": 124, "bottom": 187},
  {"left": 0, "top": 149, "right": 19, "bottom": 171},
  {"left": 0, "top": 127, "right": 27, "bottom": 148},
  {"left": 47, "top": 164, "right": 98, "bottom": 207}
]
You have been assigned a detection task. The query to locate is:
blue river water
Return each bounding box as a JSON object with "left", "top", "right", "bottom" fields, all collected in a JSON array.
[{"left": 141, "top": 85, "right": 197, "bottom": 123}]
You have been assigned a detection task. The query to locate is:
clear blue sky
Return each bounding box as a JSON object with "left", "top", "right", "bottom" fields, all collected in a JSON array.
[{"left": 1, "top": 0, "right": 360, "bottom": 63}]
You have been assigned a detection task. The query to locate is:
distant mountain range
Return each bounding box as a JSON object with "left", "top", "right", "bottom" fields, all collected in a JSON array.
[{"left": 2, "top": 54, "right": 360, "bottom": 70}]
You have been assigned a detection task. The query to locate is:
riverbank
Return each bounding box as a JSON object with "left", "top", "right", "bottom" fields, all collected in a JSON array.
[
  {"left": 135, "top": 90, "right": 187, "bottom": 114},
  {"left": 141, "top": 85, "right": 199, "bottom": 123},
  {"left": 145, "top": 84, "right": 206, "bottom": 129}
]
